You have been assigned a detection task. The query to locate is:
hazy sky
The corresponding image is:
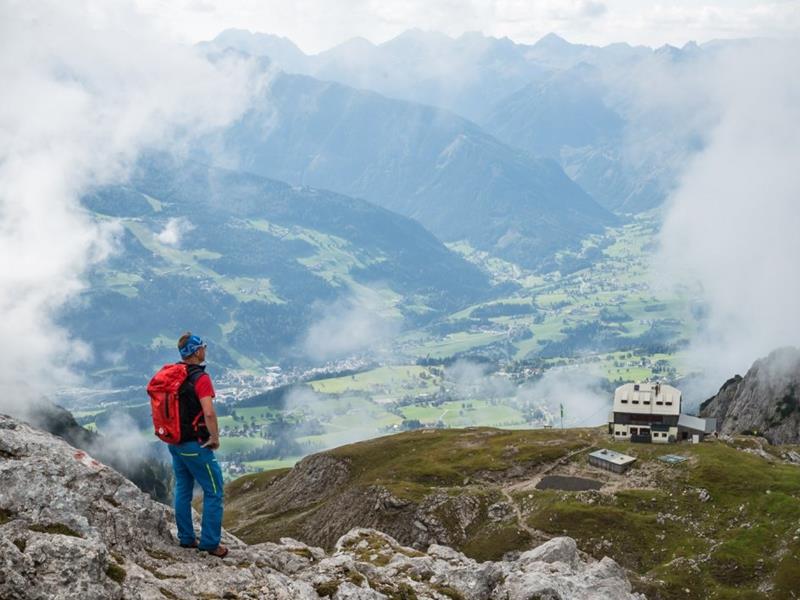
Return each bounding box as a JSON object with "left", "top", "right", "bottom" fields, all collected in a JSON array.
[{"left": 134, "top": 0, "right": 800, "bottom": 52}]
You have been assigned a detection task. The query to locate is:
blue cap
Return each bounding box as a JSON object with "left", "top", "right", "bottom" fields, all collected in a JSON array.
[{"left": 179, "top": 335, "right": 206, "bottom": 358}]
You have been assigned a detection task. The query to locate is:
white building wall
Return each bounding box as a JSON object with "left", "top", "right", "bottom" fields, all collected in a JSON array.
[
  {"left": 612, "top": 424, "right": 678, "bottom": 443},
  {"left": 613, "top": 382, "right": 681, "bottom": 417}
]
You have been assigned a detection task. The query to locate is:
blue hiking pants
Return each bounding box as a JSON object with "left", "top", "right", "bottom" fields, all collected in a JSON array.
[{"left": 168, "top": 441, "right": 224, "bottom": 550}]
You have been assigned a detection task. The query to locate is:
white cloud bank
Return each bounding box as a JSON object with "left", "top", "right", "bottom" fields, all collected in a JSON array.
[
  {"left": 156, "top": 217, "right": 195, "bottom": 247},
  {"left": 302, "top": 286, "right": 403, "bottom": 363},
  {"left": 654, "top": 40, "right": 800, "bottom": 394},
  {"left": 444, "top": 360, "right": 610, "bottom": 427},
  {"left": 0, "top": 0, "right": 262, "bottom": 415}
]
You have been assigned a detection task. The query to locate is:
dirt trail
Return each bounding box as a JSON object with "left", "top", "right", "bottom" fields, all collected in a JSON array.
[
  {"left": 499, "top": 443, "right": 596, "bottom": 547},
  {"left": 506, "top": 443, "right": 596, "bottom": 494},
  {"left": 500, "top": 486, "right": 547, "bottom": 543}
]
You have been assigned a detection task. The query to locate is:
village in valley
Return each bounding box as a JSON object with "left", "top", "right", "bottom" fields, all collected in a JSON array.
[
  {"left": 70, "top": 213, "right": 706, "bottom": 481},
  {"left": 196, "top": 215, "right": 709, "bottom": 479}
]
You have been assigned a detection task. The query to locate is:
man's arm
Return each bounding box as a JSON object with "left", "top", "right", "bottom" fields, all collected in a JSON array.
[{"left": 198, "top": 396, "right": 220, "bottom": 450}]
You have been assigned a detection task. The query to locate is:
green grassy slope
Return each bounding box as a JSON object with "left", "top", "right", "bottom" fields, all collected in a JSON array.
[{"left": 223, "top": 428, "right": 800, "bottom": 600}]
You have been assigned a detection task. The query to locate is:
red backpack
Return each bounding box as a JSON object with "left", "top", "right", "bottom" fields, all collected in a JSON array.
[{"left": 147, "top": 363, "right": 190, "bottom": 444}]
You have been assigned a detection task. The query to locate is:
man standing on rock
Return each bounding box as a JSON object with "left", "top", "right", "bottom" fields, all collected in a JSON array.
[{"left": 165, "top": 332, "right": 227, "bottom": 558}]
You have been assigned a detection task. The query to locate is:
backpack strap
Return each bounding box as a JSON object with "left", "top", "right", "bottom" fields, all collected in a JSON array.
[
  {"left": 183, "top": 363, "right": 206, "bottom": 386},
  {"left": 182, "top": 364, "right": 209, "bottom": 439}
]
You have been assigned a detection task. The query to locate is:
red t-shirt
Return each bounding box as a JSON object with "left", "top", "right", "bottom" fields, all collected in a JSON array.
[{"left": 194, "top": 373, "right": 215, "bottom": 399}]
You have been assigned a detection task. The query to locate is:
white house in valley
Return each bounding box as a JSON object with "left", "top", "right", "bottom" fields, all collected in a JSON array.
[{"left": 608, "top": 382, "right": 716, "bottom": 443}]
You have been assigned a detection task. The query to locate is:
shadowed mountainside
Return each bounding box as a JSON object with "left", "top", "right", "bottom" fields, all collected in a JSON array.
[
  {"left": 700, "top": 347, "right": 800, "bottom": 444},
  {"left": 64, "top": 158, "right": 490, "bottom": 384},
  {"left": 213, "top": 69, "right": 617, "bottom": 269}
]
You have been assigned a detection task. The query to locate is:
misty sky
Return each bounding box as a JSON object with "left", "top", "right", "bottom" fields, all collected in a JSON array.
[{"left": 134, "top": 0, "right": 800, "bottom": 52}]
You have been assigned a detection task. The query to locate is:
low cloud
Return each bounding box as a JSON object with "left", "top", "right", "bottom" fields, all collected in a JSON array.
[
  {"left": 444, "top": 360, "right": 610, "bottom": 428},
  {"left": 577, "top": 1, "right": 607, "bottom": 20},
  {"left": 653, "top": 40, "right": 800, "bottom": 395},
  {"left": 444, "top": 360, "right": 515, "bottom": 399},
  {"left": 517, "top": 367, "right": 610, "bottom": 428},
  {"left": 302, "top": 286, "right": 403, "bottom": 363},
  {"left": 283, "top": 385, "right": 380, "bottom": 448},
  {"left": 0, "top": 1, "right": 263, "bottom": 417},
  {"left": 156, "top": 217, "right": 196, "bottom": 247},
  {"left": 90, "top": 411, "right": 152, "bottom": 469}
]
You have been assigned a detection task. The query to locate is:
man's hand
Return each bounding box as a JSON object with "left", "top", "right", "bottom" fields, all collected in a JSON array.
[
  {"left": 202, "top": 436, "right": 220, "bottom": 450},
  {"left": 198, "top": 396, "right": 220, "bottom": 450}
]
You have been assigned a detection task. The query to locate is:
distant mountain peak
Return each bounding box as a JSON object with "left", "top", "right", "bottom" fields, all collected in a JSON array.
[
  {"left": 655, "top": 43, "right": 681, "bottom": 55},
  {"left": 323, "top": 35, "right": 376, "bottom": 56},
  {"left": 386, "top": 28, "right": 452, "bottom": 45},
  {"left": 209, "top": 29, "right": 309, "bottom": 71},
  {"left": 215, "top": 28, "right": 302, "bottom": 49},
  {"left": 338, "top": 36, "right": 375, "bottom": 48},
  {"left": 534, "top": 32, "right": 572, "bottom": 49}
]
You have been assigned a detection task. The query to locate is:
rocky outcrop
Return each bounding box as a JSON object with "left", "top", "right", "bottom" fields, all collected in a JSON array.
[
  {"left": 227, "top": 466, "right": 516, "bottom": 553},
  {"left": 0, "top": 415, "right": 641, "bottom": 599},
  {"left": 26, "top": 400, "right": 172, "bottom": 502},
  {"left": 700, "top": 347, "right": 800, "bottom": 443}
]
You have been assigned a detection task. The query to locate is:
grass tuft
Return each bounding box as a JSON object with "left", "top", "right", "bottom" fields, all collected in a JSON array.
[
  {"left": 105, "top": 563, "right": 126, "bottom": 584},
  {"left": 29, "top": 523, "right": 82, "bottom": 537},
  {"left": 314, "top": 580, "right": 340, "bottom": 597}
]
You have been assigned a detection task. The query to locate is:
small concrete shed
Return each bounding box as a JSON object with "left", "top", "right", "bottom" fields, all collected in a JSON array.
[{"left": 588, "top": 449, "right": 636, "bottom": 474}]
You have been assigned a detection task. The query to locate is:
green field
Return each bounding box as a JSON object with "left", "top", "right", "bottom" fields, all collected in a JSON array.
[
  {"left": 243, "top": 457, "right": 298, "bottom": 471},
  {"left": 309, "top": 366, "right": 438, "bottom": 395},
  {"left": 400, "top": 400, "right": 524, "bottom": 428},
  {"left": 216, "top": 437, "right": 267, "bottom": 457},
  {"left": 409, "top": 214, "right": 693, "bottom": 380}
]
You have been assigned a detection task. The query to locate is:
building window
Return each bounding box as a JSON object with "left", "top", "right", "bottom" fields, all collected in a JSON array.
[
  {"left": 634, "top": 384, "right": 640, "bottom": 391},
  {"left": 632, "top": 400, "right": 639, "bottom": 404},
  {"left": 644, "top": 400, "right": 650, "bottom": 405},
  {"left": 665, "top": 401, "right": 672, "bottom": 405},
  {"left": 656, "top": 401, "right": 663, "bottom": 405},
  {"left": 621, "top": 399, "right": 628, "bottom": 404}
]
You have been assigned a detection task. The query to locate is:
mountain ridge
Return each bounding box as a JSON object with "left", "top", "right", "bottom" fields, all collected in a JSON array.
[
  {"left": 67, "top": 157, "right": 491, "bottom": 383},
  {"left": 213, "top": 68, "right": 617, "bottom": 268}
]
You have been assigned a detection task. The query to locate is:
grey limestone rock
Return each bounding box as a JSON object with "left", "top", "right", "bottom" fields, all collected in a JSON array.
[
  {"left": 518, "top": 536, "right": 579, "bottom": 567},
  {"left": 700, "top": 347, "right": 800, "bottom": 444},
  {"left": 332, "top": 582, "right": 387, "bottom": 599}
]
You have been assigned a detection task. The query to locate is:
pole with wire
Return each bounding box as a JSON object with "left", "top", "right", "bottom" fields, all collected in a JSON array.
[{"left": 560, "top": 403, "right": 564, "bottom": 429}]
